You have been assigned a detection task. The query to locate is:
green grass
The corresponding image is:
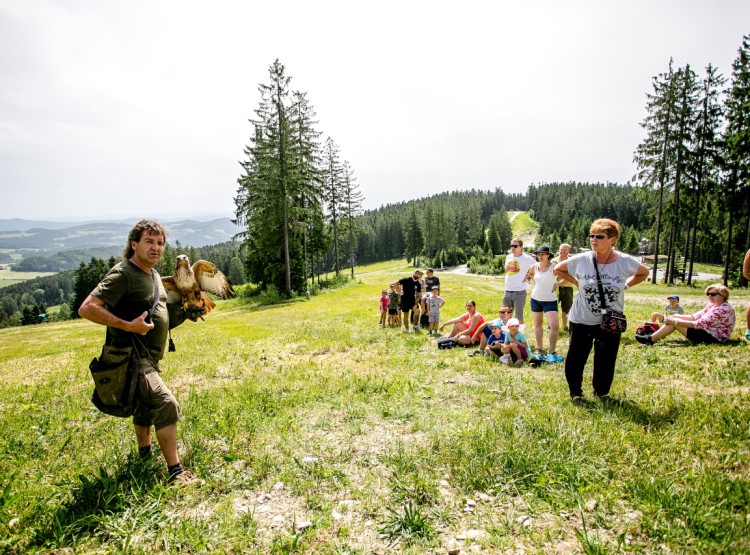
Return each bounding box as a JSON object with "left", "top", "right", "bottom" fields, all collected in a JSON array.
[
  {"left": 0, "top": 268, "right": 56, "bottom": 281},
  {"left": 1, "top": 261, "right": 749, "bottom": 553},
  {"left": 510, "top": 211, "right": 540, "bottom": 237}
]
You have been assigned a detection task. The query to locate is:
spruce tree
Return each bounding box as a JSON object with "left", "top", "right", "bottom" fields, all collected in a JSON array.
[
  {"left": 235, "top": 60, "right": 323, "bottom": 295},
  {"left": 340, "top": 160, "right": 363, "bottom": 278},
  {"left": 322, "top": 137, "right": 344, "bottom": 275},
  {"left": 684, "top": 64, "right": 725, "bottom": 283},
  {"left": 723, "top": 35, "right": 750, "bottom": 285},
  {"left": 634, "top": 60, "right": 679, "bottom": 283}
]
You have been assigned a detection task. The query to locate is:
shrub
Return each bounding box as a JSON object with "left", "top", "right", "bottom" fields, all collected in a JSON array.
[
  {"left": 431, "top": 247, "right": 467, "bottom": 268},
  {"left": 234, "top": 283, "right": 261, "bottom": 298}
]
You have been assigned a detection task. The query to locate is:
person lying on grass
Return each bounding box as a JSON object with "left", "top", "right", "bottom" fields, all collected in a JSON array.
[{"left": 636, "top": 283, "right": 735, "bottom": 345}]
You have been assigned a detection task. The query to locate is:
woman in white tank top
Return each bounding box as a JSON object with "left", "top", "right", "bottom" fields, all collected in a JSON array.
[{"left": 527, "top": 245, "right": 560, "bottom": 355}]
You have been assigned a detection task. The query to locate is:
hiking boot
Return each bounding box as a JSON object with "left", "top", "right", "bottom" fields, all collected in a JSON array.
[
  {"left": 168, "top": 468, "right": 200, "bottom": 486},
  {"left": 635, "top": 334, "right": 653, "bottom": 345}
]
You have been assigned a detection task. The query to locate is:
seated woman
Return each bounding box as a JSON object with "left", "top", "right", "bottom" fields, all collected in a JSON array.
[
  {"left": 636, "top": 283, "right": 736, "bottom": 345},
  {"left": 440, "top": 300, "right": 485, "bottom": 346}
]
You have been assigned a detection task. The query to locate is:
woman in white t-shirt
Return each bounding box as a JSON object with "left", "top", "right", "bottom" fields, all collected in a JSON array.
[
  {"left": 554, "top": 219, "right": 649, "bottom": 402},
  {"left": 527, "top": 245, "right": 559, "bottom": 355}
]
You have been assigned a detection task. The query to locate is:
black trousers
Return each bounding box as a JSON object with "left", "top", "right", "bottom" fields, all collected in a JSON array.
[{"left": 565, "top": 321, "right": 621, "bottom": 398}]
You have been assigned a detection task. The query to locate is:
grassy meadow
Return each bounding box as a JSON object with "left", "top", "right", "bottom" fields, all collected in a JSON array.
[
  {"left": 0, "top": 267, "right": 56, "bottom": 289},
  {"left": 1, "top": 260, "right": 749, "bottom": 554}
]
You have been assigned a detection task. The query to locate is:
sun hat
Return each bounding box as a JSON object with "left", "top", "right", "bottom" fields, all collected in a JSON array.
[
  {"left": 501, "top": 318, "right": 526, "bottom": 332},
  {"left": 667, "top": 294, "right": 679, "bottom": 300},
  {"left": 535, "top": 245, "right": 552, "bottom": 256}
]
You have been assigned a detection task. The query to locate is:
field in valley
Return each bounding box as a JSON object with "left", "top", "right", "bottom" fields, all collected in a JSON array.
[{"left": 0, "top": 261, "right": 748, "bottom": 554}]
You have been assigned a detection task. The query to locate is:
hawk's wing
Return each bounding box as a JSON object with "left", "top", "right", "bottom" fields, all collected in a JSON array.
[
  {"left": 161, "top": 276, "right": 184, "bottom": 304},
  {"left": 192, "top": 260, "right": 235, "bottom": 299}
]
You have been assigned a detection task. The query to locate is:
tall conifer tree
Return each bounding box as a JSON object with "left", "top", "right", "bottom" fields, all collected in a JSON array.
[
  {"left": 235, "top": 60, "right": 323, "bottom": 295},
  {"left": 723, "top": 35, "right": 750, "bottom": 285},
  {"left": 340, "top": 160, "right": 363, "bottom": 278},
  {"left": 322, "top": 137, "right": 344, "bottom": 275},
  {"left": 634, "top": 60, "right": 679, "bottom": 283}
]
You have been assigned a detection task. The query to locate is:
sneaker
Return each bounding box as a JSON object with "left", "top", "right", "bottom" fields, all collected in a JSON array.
[
  {"left": 635, "top": 334, "right": 653, "bottom": 345},
  {"left": 468, "top": 349, "right": 483, "bottom": 358},
  {"left": 514, "top": 359, "right": 524, "bottom": 367},
  {"left": 499, "top": 354, "right": 512, "bottom": 364},
  {"left": 168, "top": 468, "right": 200, "bottom": 486},
  {"left": 571, "top": 395, "right": 584, "bottom": 404},
  {"left": 745, "top": 329, "right": 750, "bottom": 341},
  {"left": 533, "top": 349, "right": 543, "bottom": 355},
  {"left": 403, "top": 328, "right": 412, "bottom": 334}
]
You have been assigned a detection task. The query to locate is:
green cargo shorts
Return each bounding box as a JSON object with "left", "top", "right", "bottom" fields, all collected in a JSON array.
[{"left": 132, "top": 359, "right": 181, "bottom": 430}]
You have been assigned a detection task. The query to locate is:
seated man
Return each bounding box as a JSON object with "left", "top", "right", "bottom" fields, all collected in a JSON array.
[
  {"left": 439, "top": 300, "right": 485, "bottom": 346},
  {"left": 468, "top": 306, "right": 513, "bottom": 357}
]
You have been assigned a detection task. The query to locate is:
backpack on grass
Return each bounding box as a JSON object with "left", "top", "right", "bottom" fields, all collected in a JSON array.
[
  {"left": 437, "top": 337, "right": 459, "bottom": 350},
  {"left": 636, "top": 322, "right": 659, "bottom": 336}
]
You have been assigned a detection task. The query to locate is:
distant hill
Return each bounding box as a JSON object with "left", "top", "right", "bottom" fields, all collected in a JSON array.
[{"left": 0, "top": 218, "right": 245, "bottom": 254}]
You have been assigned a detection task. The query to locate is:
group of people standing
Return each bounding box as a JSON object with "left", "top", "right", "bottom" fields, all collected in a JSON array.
[
  {"left": 379, "top": 268, "right": 444, "bottom": 334},
  {"left": 383, "top": 218, "right": 748, "bottom": 402}
]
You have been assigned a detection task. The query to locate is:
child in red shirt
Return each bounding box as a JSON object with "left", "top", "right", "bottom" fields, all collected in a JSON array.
[{"left": 379, "top": 289, "right": 389, "bottom": 327}]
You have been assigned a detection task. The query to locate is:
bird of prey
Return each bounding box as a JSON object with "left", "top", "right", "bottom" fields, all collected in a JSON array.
[{"left": 161, "top": 254, "right": 235, "bottom": 320}]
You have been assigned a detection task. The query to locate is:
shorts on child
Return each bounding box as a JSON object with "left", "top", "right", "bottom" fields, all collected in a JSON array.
[
  {"left": 429, "top": 312, "right": 440, "bottom": 323},
  {"left": 510, "top": 346, "right": 528, "bottom": 362},
  {"left": 388, "top": 308, "right": 398, "bottom": 315},
  {"left": 530, "top": 298, "right": 558, "bottom": 313}
]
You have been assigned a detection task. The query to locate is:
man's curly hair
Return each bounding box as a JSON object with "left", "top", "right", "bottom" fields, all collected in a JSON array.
[{"left": 123, "top": 219, "right": 168, "bottom": 259}]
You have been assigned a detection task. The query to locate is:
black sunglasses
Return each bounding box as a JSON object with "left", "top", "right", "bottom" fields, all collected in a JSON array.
[
  {"left": 706, "top": 292, "right": 719, "bottom": 297},
  {"left": 500, "top": 310, "right": 512, "bottom": 314},
  {"left": 589, "top": 234, "right": 607, "bottom": 240},
  {"left": 510, "top": 244, "right": 520, "bottom": 248}
]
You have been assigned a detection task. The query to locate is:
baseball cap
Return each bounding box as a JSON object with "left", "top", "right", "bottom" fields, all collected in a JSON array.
[{"left": 667, "top": 294, "right": 679, "bottom": 300}]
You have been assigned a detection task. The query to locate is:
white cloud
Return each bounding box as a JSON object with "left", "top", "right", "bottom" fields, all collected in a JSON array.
[{"left": 1, "top": 0, "right": 748, "bottom": 219}]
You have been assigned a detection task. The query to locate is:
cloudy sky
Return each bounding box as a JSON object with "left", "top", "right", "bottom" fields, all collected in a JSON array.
[{"left": 1, "top": 0, "right": 748, "bottom": 222}]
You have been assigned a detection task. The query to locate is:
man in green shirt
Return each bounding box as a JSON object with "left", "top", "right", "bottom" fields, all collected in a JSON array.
[{"left": 79, "top": 220, "right": 197, "bottom": 485}]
